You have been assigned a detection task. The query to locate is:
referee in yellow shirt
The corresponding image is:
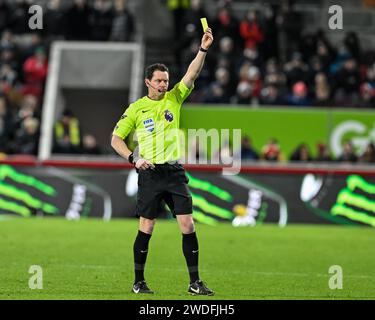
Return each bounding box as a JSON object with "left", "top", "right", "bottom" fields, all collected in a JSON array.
[{"left": 111, "top": 28, "right": 214, "bottom": 295}]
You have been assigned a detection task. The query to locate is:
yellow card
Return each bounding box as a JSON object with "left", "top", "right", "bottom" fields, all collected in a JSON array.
[{"left": 200, "top": 17, "right": 208, "bottom": 32}]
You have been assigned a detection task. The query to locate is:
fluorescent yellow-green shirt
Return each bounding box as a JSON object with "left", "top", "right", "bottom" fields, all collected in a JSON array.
[{"left": 113, "top": 81, "right": 193, "bottom": 164}]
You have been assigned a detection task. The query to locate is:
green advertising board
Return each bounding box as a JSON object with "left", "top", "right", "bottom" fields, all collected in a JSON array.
[
  {"left": 180, "top": 106, "right": 375, "bottom": 159},
  {"left": 330, "top": 111, "right": 375, "bottom": 158}
]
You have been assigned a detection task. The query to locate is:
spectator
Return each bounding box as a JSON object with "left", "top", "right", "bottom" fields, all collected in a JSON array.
[
  {"left": 316, "top": 37, "right": 335, "bottom": 73},
  {"left": 284, "top": 52, "right": 309, "bottom": 88},
  {"left": 82, "top": 134, "right": 102, "bottom": 155},
  {"left": 217, "top": 37, "right": 237, "bottom": 70},
  {"left": 330, "top": 45, "right": 350, "bottom": 75},
  {"left": 232, "top": 81, "right": 252, "bottom": 105},
  {"left": 263, "top": 58, "right": 286, "bottom": 89},
  {"left": 358, "top": 142, "right": 375, "bottom": 163},
  {"left": 110, "top": 0, "right": 135, "bottom": 42},
  {"left": 202, "top": 67, "right": 232, "bottom": 104},
  {"left": 290, "top": 143, "right": 313, "bottom": 162},
  {"left": 334, "top": 58, "right": 361, "bottom": 107},
  {"left": 0, "top": 63, "right": 17, "bottom": 87},
  {"left": 0, "top": 30, "right": 15, "bottom": 52},
  {"left": 233, "top": 65, "right": 261, "bottom": 105},
  {"left": 53, "top": 109, "right": 81, "bottom": 154},
  {"left": 336, "top": 58, "right": 361, "bottom": 94},
  {"left": 90, "top": 0, "right": 114, "bottom": 41},
  {"left": 357, "top": 82, "right": 375, "bottom": 108},
  {"left": 237, "top": 61, "right": 251, "bottom": 83},
  {"left": 261, "top": 138, "right": 281, "bottom": 161},
  {"left": 237, "top": 46, "right": 264, "bottom": 72},
  {"left": 313, "top": 72, "right": 332, "bottom": 107},
  {"left": 338, "top": 141, "right": 357, "bottom": 163},
  {"left": 260, "top": 84, "right": 285, "bottom": 105},
  {"left": 22, "top": 47, "right": 48, "bottom": 99},
  {"left": 239, "top": 10, "right": 264, "bottom": 50},
  {"left": 64, "top": 0, "right": 91, "bottom": 41},
  {"left": 0, "top": 47, "right": 18, "bottom": 71},
  {"left": 211, "top": 4, "right": 241, "bottom": 51},
  {"left": 12, "top": 117, "right": 39, "bottom": 155},
  {"left": 240, "top": 136, "right": 259, "bottom": 160},
  {"left": 308, "top": 56, "right": 324, "bottom": 84},
  {"left": 315, "top": 143, "right": 332, "bottom": 162},
  {"left": 287, "top": 81, "right": 311, "bottom": 106},
  {"left": 14, "top": 94, "right": 40, "bottom": 130}
]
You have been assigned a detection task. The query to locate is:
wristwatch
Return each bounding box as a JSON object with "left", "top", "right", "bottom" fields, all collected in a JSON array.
[{"left": 128, "top": 153, "right": 134, "bottom": 164}]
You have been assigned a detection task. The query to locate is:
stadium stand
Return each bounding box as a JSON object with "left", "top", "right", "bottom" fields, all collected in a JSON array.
[{"left": 0, "top": 0, "right": 374, "bottom": 163}]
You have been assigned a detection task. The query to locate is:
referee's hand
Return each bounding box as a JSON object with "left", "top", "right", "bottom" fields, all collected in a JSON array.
[{"left": 135, "top": 159, "right": 155, "bottom": 171}]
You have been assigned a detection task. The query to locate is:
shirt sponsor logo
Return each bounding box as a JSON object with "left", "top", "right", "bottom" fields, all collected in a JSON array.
[
  {"left": 164, "top": 110, "right": 173, "bottom": 122},
  {"left": 143, "top": 118, "right": 155, "bottom": 132}
]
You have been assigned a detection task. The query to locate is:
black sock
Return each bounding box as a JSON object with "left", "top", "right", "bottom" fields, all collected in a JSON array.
[
  {"left": 182, "top": 232, "right": 200, "bottom": 283},
  {"left": 133, "top": 230, "right": 151, "bottom": 284}
]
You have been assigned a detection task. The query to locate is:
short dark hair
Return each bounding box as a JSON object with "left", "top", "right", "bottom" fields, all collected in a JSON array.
[{"left": 145, "top": 63, "right": 169, "bottom": 80}]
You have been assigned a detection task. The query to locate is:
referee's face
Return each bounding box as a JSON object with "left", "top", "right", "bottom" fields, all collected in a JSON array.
[{"left": 146, "top": 70, "right": 169, "bottom": 99}]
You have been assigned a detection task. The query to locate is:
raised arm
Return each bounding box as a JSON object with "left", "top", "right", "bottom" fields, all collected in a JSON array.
[{"left": 182, "top": 28, "right": 214, "bottom": 89}]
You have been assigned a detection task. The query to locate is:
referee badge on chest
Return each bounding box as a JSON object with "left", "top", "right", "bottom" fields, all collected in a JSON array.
[
  {"left": 143, "top": 118, "right": 155, "bottom": 132},
  {"left": 164, "top": 109, "right": 174, "bottom": 122}
]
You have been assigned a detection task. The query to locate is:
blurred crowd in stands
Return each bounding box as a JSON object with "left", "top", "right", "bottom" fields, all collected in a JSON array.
[
  {"left": 173, "top": 0, "right": 375, "bottom": 108},
  {"left": 0, "top": 0, "right": 374, "bottom": 162},
  {"left": 186, "top": 135, "right": 375, "bottom": 164},
  {"left": 0, "top": 0, "right": 134, "bottom": 157},
  {"left": 239, "top": 137, "right": 375, "bottom": 163}
]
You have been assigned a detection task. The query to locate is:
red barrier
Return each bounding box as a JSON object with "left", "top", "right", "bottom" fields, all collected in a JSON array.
[{"left": 1, "top": 157, "right": 374, "bottom": 176}]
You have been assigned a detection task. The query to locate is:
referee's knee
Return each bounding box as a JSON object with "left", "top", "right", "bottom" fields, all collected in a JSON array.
[
  {"left": 139, "top": 217, "right": 156, "bottom": 234},
  {"left": 178, "top": 215, "right": 195, "bottom": 234}
]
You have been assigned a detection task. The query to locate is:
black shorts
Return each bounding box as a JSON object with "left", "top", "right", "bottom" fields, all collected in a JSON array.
[{"left": 136, "top": 163, "right": 193, "bottom": 219}]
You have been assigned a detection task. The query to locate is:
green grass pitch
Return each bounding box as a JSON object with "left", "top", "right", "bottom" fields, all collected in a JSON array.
[{"left": 0, "top": 217, "right": 374, "bottom": 300}]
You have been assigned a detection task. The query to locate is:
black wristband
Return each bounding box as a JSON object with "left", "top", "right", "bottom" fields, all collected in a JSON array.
[
  {"left": 128, "top": 153, "right": 134, "bottom": 165},
  {"left": 199, "top": 47, "right": 208, "bottom": 52}
]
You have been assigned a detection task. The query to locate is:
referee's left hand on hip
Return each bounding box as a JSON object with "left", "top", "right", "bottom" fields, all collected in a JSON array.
[{"left": 135, "top": 159, "right": 155, "bottom": 171}]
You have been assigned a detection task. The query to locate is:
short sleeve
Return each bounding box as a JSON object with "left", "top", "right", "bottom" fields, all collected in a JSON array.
[
  {"left": 169, "top": 80, "right": 194, "bottom": 104},
  {"left": 112, "top": 105, "right": 136, "bottom": 139}
]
